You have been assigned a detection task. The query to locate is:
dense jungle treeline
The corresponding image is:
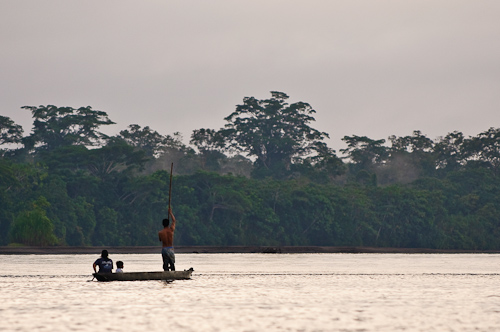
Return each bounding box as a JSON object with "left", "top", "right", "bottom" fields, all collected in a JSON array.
[{"left": 1, "top": 92, "right": 500, "bottom": 249}]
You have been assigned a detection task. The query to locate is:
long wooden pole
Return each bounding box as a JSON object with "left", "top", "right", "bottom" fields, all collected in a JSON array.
[{"left": 168, "top": 163, "right": 173, "bottom": 211}]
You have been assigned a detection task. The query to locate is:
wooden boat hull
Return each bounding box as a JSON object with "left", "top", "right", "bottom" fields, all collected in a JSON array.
[{"left": 93, "top": 269, "right": 193, "bottom": 281}]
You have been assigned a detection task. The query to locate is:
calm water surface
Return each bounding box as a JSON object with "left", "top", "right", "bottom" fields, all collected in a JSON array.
[{"left": 1, "top": 253, "right": 499, "bottom": 332}]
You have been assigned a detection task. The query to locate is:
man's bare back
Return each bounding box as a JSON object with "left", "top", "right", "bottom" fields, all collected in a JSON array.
[
  {"left": 159, "top": 208, "right": 176, "bottom": 247},
  {"left": 159, "top": 208, "right": 176, "bottom": 271}
]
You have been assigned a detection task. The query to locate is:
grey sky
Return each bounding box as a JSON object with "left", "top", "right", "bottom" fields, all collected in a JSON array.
[{"left": 1, "top": 0, "right": 499, "bottom": 153}]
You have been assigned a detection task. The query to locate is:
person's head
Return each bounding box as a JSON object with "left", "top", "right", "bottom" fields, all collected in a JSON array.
[
  {"left": 117, "top": 261, "right": 123, "bottom": 269},
  {"left": 162, "top": 218, "right": 169, "bottom": 227},
  {"left": 101, "top": 249, "right": 108, "bottom": 258}
]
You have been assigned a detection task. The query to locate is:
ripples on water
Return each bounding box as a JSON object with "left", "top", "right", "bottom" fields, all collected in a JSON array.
[{"left": 1, "top": 253, "right": 499, "bottom": 332}]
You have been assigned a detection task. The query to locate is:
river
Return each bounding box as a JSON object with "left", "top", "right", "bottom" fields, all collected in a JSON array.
[{"left": 1, "top": 253, "right": 499, "bottom": 331}]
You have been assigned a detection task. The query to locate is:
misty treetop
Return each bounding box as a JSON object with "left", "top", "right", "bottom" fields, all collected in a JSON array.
[
  {"left": 220, "top": 91, "right": 334, "bottom": 178},
  {"left": 21, "top": 105, "right": 115, "bottom": 152},
  {"left": 0, "top": 92, "right": 500, "bottom": 249}
]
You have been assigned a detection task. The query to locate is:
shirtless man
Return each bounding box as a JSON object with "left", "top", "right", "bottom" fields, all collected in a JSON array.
[{"left": 158, "top": 207, "right": 176, "bottom": 271}]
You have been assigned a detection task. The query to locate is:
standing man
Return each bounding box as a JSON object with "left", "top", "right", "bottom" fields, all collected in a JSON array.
[
  {"left": 93, "top": 249, "right": 113, "bottom": 273},
  {"left": 158, "top": 207, "right": 176, "bottom": 271}
]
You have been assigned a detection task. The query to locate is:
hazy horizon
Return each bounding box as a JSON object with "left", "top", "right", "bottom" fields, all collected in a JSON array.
[{"left": 1, "top": 1, "right": 499, "bottom": 153}]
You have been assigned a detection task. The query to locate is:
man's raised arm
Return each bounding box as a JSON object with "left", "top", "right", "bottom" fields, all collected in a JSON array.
[{"left": 168, "top": 208, "right": 176, "bottom": 230}]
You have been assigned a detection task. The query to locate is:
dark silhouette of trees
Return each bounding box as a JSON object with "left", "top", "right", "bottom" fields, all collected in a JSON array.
[
  {"left": 2, "top": 97, "right": 500, "bottom": 249},
  {"left": 222, "top": 91, "right": 336, "bottom": 179},
  {"left": 0, "top": 115, "right": 23, "bottom": 146},
  {"left": 21, "top": 105, "right": 114, "bottom": 154}
]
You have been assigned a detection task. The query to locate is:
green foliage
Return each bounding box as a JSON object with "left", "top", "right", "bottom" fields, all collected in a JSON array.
[
  {"left": 341, "top": 135, "right": 388, "bottom": 173},
  {"left": 22, "top": 105, "right": 114, "bottom": 153},
  {"left": 0, "top": 115, "right": 24, "bottom": 146},
  {"left": 0, "top": 160, "right": 16, "bottom": 244},
  {"left": 86, "top": 138, "right": 148, "bottom": 180},
  {"left": 119, "top": 124, "right": 183, "bottom": 159},
  {"left": 3, "top": 100, "right": 500, "bottom": 249},
  {"left": 434, "top": 131, "right": 467, "bottom": 172},
  {"left": 93, "top": 207, "right": 120, "bottom": 246},
  {"left": 9, "top": 197, "right": 57, "bottom": 246},
  {"left": 189, "top": 129, "right": 228, "bottom": 173},
  {"left": 466, "top": 127, "right": 500, "bottom": 174},
  {"left": 3, "top": 149, "right": 500, "bottom": 249},
  {"left": 222, "top": 91, "right": 335, "bottom": 179}
]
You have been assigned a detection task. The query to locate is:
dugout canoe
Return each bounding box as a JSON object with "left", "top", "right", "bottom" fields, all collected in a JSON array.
[{"left": 93, "top": 268, "right": 193, "bottom": 281}]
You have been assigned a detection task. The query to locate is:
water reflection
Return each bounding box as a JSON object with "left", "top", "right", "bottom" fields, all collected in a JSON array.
[{"left": 0, "top": 253, "right": 499, "bottom": 331}]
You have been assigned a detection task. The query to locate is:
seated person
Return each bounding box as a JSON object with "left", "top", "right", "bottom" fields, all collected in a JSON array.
[
  {"left": 93, "top": 250, "right": 113, "bottom": 273},
  {"left": 116, "top": 261, "right": 124, "bottom": 273}
]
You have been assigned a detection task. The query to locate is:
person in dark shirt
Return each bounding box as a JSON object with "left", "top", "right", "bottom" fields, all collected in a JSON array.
[{"left": 93, "top": 250, "right": 113, "bottom": 273}]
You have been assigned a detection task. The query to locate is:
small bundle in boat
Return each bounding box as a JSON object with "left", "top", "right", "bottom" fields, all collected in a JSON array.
[{"left": 93, "top": 268, "right": 194, "bottom": 282}]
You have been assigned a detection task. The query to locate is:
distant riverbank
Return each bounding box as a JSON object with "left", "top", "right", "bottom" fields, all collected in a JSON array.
[{"left": 1, "top": 245, "right": 499, "bottom": 255}]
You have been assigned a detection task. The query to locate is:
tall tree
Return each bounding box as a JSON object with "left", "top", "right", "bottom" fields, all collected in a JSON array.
[
  {"left": 119, "top": 124, "right": 174, "bottom": 158},
  {"left": 341, "top": 135, "right": 388, "bottom": 172},
  {"left": 389, "top": 130, "right": 434, "bottom": 153},
  {"left": 297, "top": 142, "right": 345, "bottom": 184},
  {"left": 190, "top": 128, "right": 226, "bottom": 154},
  {"left": 0, "top": 115, "right": 24, "bottom": 146},
  {"left": 22, "top": 105, "right": 114, "bottom": 152},
  {"left": 434, "top": 131, "right": 467, "bottom": 172},
  {"left": 190, "top": 128, "right": 227, "bottom": 171},
  {"left": 86, "top": 138, "right": 148, "bottom": 181},
  {"left": 0, "top": 116, "right": 24, "bottom": 158},
  {"left": 387, "top": 130, "right": 436, "bottom": 178},
  {"left": 223, "top": 91, "right": 332, "bottom": 178},
  {"left": 466, "top": 127, "right": 500, "bottom": 174}
]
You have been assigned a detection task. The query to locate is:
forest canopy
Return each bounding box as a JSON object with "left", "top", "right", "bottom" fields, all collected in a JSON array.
[{"left": 1, "top": 92, "right": 499, "bottom": 249}]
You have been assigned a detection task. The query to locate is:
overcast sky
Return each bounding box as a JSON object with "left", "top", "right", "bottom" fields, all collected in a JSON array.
[{"left": 1, "top": 0, "right": 499, "bottom": 153}]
